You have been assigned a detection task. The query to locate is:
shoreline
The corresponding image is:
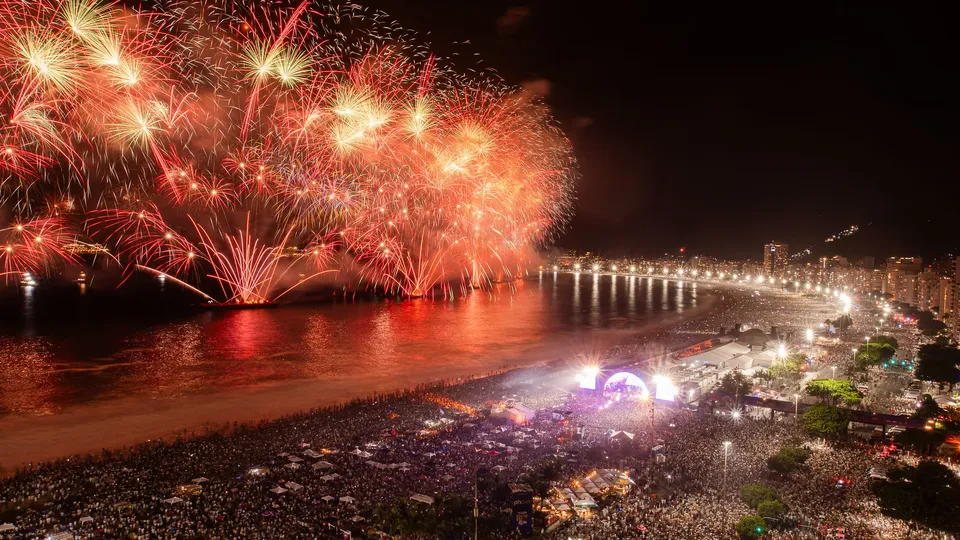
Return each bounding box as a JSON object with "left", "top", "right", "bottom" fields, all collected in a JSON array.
[{"left": 0, "top": 286, "right": 726, "bottom": 475}]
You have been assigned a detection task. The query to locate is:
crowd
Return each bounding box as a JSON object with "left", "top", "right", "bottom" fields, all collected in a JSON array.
[{"left": 1, "top": 286, "right": 955, "bottom": 539}]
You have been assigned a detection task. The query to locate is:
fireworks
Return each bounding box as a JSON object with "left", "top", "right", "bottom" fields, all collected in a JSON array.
[{"left": 0, "top": 0, "right": 576, "bottom": 302}]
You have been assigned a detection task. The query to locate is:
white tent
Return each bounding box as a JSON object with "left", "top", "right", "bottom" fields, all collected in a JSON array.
[
  {"left": 348, "top": 449, "right": 373, "bottom": 458},
  {"left": 163, "top": 497, "right": 184, "bottom": 504},
  {"left": 288, "top": 455, "right": 304, "bottom": 463},
  {"left": 320, "top": 474, "right": 341, "bottom": 482},
  {"left": 321, "top": 495, "right": 335, "bottom": 502},
  {"left": 312, "top": 461, "right": 335, "bottom": 470},
  {"left": 303, "top": 449, "right": 322, "bottom": 459},
  {"left": 492, "top": 465, "right": 507, "bottom": 473},
  {"left": 0, "top": 524, "right": 15, "bottom": 532},
  {"left": 46, "top": 533, "right": 74, "bottom": 540},
  {"left": 79, "top": 517, "right": 94, "bottom": 524},
  {"left": 410, "top": 494, "right": 435, "bottom": 505},
  {"left": 284, "top": 463, "right": 301, "bottom": 470},
  {"left": 287, "top": 482, "right": 304, "bottom": 492},
  {"left": 270, "top": 487, "right": 288, "bottom": 494},
  {"left": 350, "top": 515, "right": 366, "bottom": 522},
  {"left": 441, "top": 474, "right": 455, "bottom": 481},
  {"left": 191, "top": 477, "right": 209, "bottom": 484},
  {"left": 339, "top": 496, "right": 357, "bottom": 504}
]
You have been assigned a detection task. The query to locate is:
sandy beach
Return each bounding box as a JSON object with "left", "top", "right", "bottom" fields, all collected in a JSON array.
[{"left": 0, "top": 287, "right": 723, "bottom": 473}]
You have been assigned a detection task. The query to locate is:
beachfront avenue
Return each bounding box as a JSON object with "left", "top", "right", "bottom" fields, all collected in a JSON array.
[{"left": 0, "top": 285, "right": 957, "bottom": 538}]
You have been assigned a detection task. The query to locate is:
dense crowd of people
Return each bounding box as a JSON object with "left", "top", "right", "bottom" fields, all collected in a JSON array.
[{"left": 1, "top": 285, "right": 956, "bottom": 539}]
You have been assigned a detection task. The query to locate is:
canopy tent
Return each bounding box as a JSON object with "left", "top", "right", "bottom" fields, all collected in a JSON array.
[
  {"left": 303, "top": 449, "right": 322, "bottom": 459},
  {"left": 339, "top": 496, "right": 357, "bottom": 504},
  {"left": 348, "top": 449, "right": 373, "bottom": 458},
  {"left": 410, "top": 494, "right": 435, "bottom": 505},
  {"left": 441, "top": 474, "right": 455, "bottom": 481},
  {"left": 163, "top": 497, "right": 184, "bottom": 504},
  {"left": 321, "top": 495, "right": 335, "bottom": 502},
  {"left": 191, "top": 477, "right": 209, "bottom": 484},
  {"left": 284, "top": 463, "right": 301, "bottom": 470},
  {"left": 46, "top": 533, "right": 74, "bottom": 540},
  {"left": 288, "top": 455, "right": 304, "bottom": 463},
  {"left": 0, "top": 524, "right": 15, "bottom": 532},
  {"left": 79, "top": 517, "right": 94, "bottom": 524},
  {"left": 270, "top": 487, "right": 288, "bottom": 494},
  {"left": 491, "top": 465, "right": 507, "bottom": 472},
  {"left": 350, "top": 515, "right": 366, "bottom": 522},
  {"left": 287, "top": 482, "right": 304, "bottom": 492},
  {"left": 312, "top": 461, "right": 335, "bottom": 470},
  {"left": 320, "top": 474, "right": 341, "bottom": 482}
]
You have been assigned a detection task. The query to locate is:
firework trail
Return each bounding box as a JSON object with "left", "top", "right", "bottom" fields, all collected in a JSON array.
[{"left": 0, "top": 0, "right": 576, "bottom": 301}]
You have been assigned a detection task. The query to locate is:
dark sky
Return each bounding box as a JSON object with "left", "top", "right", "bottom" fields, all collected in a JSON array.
[{"left": 375, "top": 0, "right": 960, "bottom": 260}]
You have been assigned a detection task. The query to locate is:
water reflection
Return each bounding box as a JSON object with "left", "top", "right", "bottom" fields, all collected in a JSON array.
[{"left": 0, "top": 274, "right": 698, "bottom": 415}]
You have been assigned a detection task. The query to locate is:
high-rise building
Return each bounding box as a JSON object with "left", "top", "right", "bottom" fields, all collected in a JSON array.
[
  {"left": 938, "top": 278, "right": 954, "bottom": 318},
  {"left": 763, "top": 242, "right": 788, "bottom": 275},
  {"left": 886, "top": 257, "right": 923, "bottom": 274}
]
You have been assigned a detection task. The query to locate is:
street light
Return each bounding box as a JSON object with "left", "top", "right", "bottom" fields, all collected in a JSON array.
[
  {"left": 851, "top": 347, "right": 857, "bottom": 363},
  {"left": 793, "top": 394, "right": 800, "bottom": 416},
  {"left": 722, "top": 441, "right": 732, "bottom": 493},
  {"left": 831, "top": 365, "right": 837, "bottom": 379},
  {"left": 806, "top": 328, "right": 814, "bottom": 344}
]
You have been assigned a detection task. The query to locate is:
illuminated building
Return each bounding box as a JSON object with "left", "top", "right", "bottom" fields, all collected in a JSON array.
[{"left": 762, "top": 242, "right": 788, "bottom": 275}]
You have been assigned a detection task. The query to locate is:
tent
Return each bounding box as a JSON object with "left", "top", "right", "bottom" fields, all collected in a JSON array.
[
  {"left": 410, "top": 494, "right": 435, "bottom": 505},
  {"left": 288, "top": 455, "right": 304, "bottom": 463},
  {"left": 0, "top": 524, "right": 15, "bottom": 532},
  {"left": 321, "top": 495, "right": 335, "bottom": 502},
  {"left": 287, "top": 482, "right": 304, "bottom": 492},
  {"left": 339, "top": 496, "right": 357, "bottom": 504},
  {"left": 46, "top": 533, "right": 74, "bottom": 540},
  {"left": 79, "top": 517, "right": 94, "bottom": 524},
  {"left": 350, "top": 515, "right": 366, "bottom": 522},
  {"left": 284, "top": 463, "right": 301, "bottom": 470},
  {"left": 191, "top": 477, "right": 209, "bottom": 484},
  {"left": 312, "top": 461, "right": 335, "bottom": 470},
  {"left": 441, "top": 474, "right": 455, "bottom": 481},
  {"left": 348, "top": 449, "right": 373, "bottom": 458},
  {"left": 163, "top": 497, "right": 184, "bottom": 504},
  {"left": 303, "top": 449, "right": 321, "bottom": 459},
  {"left": 270, "top": 487, "right": 288, "bottom": 494},
  {"left": 492, "top": 465, "right": 507, "bottom": 473}
]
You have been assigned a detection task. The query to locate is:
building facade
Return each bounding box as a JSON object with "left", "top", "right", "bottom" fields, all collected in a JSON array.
[{"left": 762, "top": 242, "right": 789, "bottom": 275}]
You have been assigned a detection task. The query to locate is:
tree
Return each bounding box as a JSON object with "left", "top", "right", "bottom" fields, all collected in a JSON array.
[
  {"left": 757, "top": 500, "right": 786, "bottom": 521},
  {"left": 895, "top": 428, "right": 947, "bottom": 456},
  {"left": 753, "top": 369, "right": 774, "bottom": 383},
  {"left": 871, "top": 461, "right": 960, "bottom": 533},
  {"left": 766, "top": 446, "right": 810, "bottom": 474},
  {"left": 739, "top": 483, "right": 779, "bottom": 508},
  {"left": 854, "top": 343, "right": 896, "bottom": 371},
  {"left": 912, "top": 394, "right": 942, "bottom": 420},
  {"left": 871, "top": 335, "right": 899, "bottom": 350},
  {"left": 829, "top": 314, "right": 853, "bottom": 331},
  {"left": 720, "top": 370, "right": 751, "bottom": 397},
  {"left": 915, "top": 344, "right": 960, "bottom": 390},
  {"left": 736, "top": 515, "right": 768, "bottom": 540},
  {"left": 802, "top": 404, "right": 851, "bottom": 438},
  {"left": 805, "top": 379, "right": 863, "bottom": 406},
  {"left": 766, "top": 453, "right": 797, "bottom": 474},
  {"left": 921, "top": 320, "right": 947, "bottom": 336},
  {"left": 769, "top": 352, "right": 806, "bottom": 385}
]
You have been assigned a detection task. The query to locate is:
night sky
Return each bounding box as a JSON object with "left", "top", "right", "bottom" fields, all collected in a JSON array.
[{"left": 375, "top": 0, "right": 960, "bottom": 261}]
